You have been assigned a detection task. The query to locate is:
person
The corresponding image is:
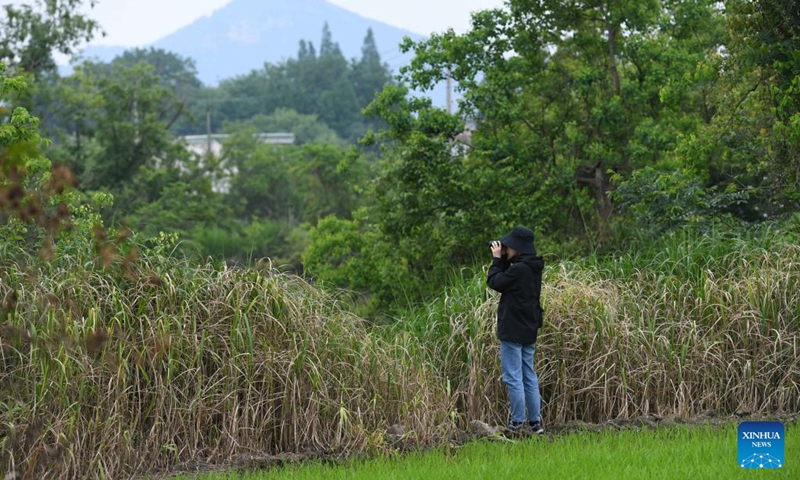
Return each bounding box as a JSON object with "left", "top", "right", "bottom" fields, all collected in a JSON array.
[{"left": 487, "top": 225, "right": 545, "bottom": 434}]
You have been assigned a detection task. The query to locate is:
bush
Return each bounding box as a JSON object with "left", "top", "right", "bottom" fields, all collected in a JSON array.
[{"left": 303, "top": 213, "right": 419, "bottom": 318}]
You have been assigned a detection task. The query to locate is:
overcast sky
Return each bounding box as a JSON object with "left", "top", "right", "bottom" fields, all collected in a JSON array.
[{"left": 14, "top": 0, "right": 507, "bottom": 47}]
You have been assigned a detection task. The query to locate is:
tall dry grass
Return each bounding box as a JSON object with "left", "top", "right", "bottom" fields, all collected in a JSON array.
[
  {"left": 391, "top": 228, "right": 800, "bottom": 428},
  {"left": 539, "top": 241, "right": 800, "bottom": 423},
  {"left": 0, "top": 249, "right": 454, "bottom": 479},
  {"left": 1, "top": 228, "right": 799, "bottom": 479}
]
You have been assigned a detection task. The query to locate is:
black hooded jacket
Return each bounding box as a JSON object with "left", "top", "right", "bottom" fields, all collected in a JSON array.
[{"left": 487, "top": 253, "right": 545, "bottom": 345}]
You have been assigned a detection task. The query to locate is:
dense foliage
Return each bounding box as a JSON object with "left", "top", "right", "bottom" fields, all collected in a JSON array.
[
  {"left": 5, "top": 21, "right": 386, "bottom": 270},
  {"left": 304, "top": 0, "right": 800, "bottom": 312},
  {"left": 2, "top": 0, "right": 798, "bottom": 311},
  {"left": 174, "top": 23, "right": 392, "bottom": 143}
]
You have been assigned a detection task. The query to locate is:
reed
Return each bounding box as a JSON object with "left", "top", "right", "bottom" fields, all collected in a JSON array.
[
  {"left": 389, "top": 227, "right": 800, "bottom": 428},
  {"left": 0, "top": 248, "right": 452, "bottom": 479},
  {"left": 1, "top": 227, "right": 798, "bottom": 479}
]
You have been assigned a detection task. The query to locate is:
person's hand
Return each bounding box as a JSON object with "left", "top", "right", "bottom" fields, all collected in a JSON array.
[{"left": 490, "top": 241, "right": 503, "bottom": 258}]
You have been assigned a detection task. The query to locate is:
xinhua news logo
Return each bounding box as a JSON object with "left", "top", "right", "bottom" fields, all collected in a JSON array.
[{"left": 738, "top": 421, "right": 784, "bottom": 469}]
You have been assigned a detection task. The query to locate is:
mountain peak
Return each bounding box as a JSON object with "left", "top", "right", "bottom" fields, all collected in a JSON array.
[
  {"left": 72, "top": 1, "right": 456, "bottom": 107},
  {"left": 78, "top": 0, "right": 423, "bottom": 86}
]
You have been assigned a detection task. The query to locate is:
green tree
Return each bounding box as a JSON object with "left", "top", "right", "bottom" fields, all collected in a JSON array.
[
  {"left": 113, "top": 48, "right": 204, "bottom": 135},
  {"left": 37, "top": 48, "right": 201, "bottom": 142},
  {"left": 309, "top": 23, "right": 361, "bottom": 140},
  {"left": 55, "top": 60, "right": 189, "bottom": 190},
  {"left": 213, "top": 67, "right": 274, "bottom": 127},
  {"left": 36, "top": 55, "right": 216, "bottom": 249},
  {"left": 303, "top": 0, "right": 738, "bottom": 308},
  {"left": 224, "top": 108, "right": 342, "bottom": 145},
  {"left": 289, "top": 142, "right": 366, "bottom": 222},
  {"left": 351, "top": 29, "right": 392, "bottom": 108},
  {"left": 223, "top": 127, "right": 298, "bottom": 222},
  {"left": 361, "top": 84, "right": 482, "bottom": 275},
  {"left": 303, "top": 212, "right": 417, "bottom": 316},
  {"left": 702, "top": 0, "right": 800, "bottom": 215},
  {"left": 350, "top": 28, "right": 393, "bottom": 138},
  {"left": 204, "top": 24, "right": 392, "bottom": 143},
  {"left": 114, "top": 48, "right": 202, "bottom": 90},
  {"left": 0, "top": 0, "right": 100, "bottom": 77},
  {"left": 390, "top": 0, "right": 726, "bottom": 240},
  {"left": 222, "top": 127, "right": 365, "bottom": 224},
  {"left": 1, "top": 64, "right": 75, "bottom": 253}
]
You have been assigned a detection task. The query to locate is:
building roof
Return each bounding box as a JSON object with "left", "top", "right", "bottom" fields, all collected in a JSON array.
[{"left": 181, "top": 132, "right": 295, "bottom": 147}]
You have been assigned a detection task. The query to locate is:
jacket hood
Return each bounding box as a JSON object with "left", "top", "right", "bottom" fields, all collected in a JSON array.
[{"left": 515, "top": 253, "right": 544, "bottom": 272}]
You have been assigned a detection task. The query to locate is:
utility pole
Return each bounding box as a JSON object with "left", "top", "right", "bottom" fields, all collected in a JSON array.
[
  {"left": 206, "top": 107, "right": 212, "bottom": 155},
  {"left": 446, "top": 68, "right": 453, "bottom": 115}
]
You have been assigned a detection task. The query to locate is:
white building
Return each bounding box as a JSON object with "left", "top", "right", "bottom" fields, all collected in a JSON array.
[{"left": 181, "top": 133, "right": 295, "bottom": 157}]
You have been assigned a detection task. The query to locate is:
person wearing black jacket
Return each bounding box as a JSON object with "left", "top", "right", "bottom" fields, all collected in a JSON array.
[{"left": 487, "top": 225, "right": 545, "bottom": 434}]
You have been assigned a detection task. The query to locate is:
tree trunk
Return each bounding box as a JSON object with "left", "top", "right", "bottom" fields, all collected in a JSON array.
[{"left": 576, "top": 161, "right": 613, "bottom": 230}]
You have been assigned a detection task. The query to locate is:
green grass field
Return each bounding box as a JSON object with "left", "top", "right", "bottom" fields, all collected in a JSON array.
[{"left": 175, "top": 422, "right": 797, "bottom": 480}]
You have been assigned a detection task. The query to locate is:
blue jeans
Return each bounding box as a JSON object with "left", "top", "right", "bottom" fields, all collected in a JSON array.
[{"left": 500, "top": 341, "right": 541, "bottom": 425}]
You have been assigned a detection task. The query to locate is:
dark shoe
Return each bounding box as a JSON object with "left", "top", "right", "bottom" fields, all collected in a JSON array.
[
  {"left": 501, "top": 420, "right": 525, "bottom": 437},
  {"left": 509, "top": 420, "right": 525, "bottom": 432},
  {"left": 528, "top": 421, "right": 544, "bottom": 434}
]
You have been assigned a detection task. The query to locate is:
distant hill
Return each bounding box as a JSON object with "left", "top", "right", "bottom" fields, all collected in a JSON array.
[{"left": 70, "top": 0, "right": 453, "bottom": 105}]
